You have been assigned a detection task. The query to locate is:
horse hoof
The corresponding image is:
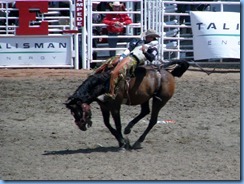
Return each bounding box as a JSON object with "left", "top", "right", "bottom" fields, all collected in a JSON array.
[
  {"left": 119, "top": 138, "right": 131, "bottom": 150},
  {"left": 132, "top": 141, "right": 143, "bottom": 149},
  {"left": 119, "top": 147, "right": 126, "bottom": 152},
  {"left": 119, "top": 144, "right": 131, "bottom": 151}
]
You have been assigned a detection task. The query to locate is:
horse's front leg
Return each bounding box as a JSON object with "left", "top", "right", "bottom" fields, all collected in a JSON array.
[
  {"left": 110, "top": 108, "right": 130, "bottom": 149},
  {"left": 124, "top": 101, "right": 150, "bottom": 134},
  {"left": 100, "top": 105, "right": 127, "bottom": 148}
]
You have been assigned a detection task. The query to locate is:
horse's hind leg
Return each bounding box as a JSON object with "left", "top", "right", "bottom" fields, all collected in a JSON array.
[
  {"left": 132, "top": 97, "right": 169, "bottom": 149},
  {"left": 124, "top": 101, "right": 150, "bottom": 134}
]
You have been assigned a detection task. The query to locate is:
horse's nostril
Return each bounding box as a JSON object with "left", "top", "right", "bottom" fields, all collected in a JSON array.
[{"left": 80, "top": 126, "right": 87, "bottom": 131}]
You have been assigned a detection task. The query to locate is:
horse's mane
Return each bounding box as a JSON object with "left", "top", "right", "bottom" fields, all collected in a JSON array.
[{"left": 68, "top": 71, "right": 110, "bottom": 104}]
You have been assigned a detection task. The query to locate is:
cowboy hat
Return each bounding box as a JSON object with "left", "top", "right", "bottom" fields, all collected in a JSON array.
[
  {"left": 143, "top": 29, "right": 160, "bottom": 38},
  {"left": 111, "top": 1, "right": 122, "bottom": 6}
]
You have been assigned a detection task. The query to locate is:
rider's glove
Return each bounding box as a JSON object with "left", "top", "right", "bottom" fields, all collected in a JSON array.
[{"left": 119, "top": 53, "right": 127, "bottom": 61}]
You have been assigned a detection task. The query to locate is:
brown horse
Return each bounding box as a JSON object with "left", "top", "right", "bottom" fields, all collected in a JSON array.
[{"left": 65, "top": 59, "right": 189, "bottom": 149}]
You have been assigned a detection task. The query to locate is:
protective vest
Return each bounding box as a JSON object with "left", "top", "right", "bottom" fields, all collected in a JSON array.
[{"left": 131, "top": 40, "right": 158, "bottom": 64}]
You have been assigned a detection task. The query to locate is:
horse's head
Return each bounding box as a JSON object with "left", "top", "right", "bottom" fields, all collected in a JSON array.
[{"left": 65, "top": 98, "right": 92, "bottom": 131}]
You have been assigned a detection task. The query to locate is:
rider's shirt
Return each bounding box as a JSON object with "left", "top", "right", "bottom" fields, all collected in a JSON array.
[{"left": 129, "top": 39, "right": 159, "bottom": 64}]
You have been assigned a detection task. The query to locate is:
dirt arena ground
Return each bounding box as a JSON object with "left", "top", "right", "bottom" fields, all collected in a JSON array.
[{"left": 0, "top": 66, "right": 240, "bottom": 180}]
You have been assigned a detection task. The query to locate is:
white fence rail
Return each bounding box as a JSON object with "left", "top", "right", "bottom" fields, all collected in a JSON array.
[{"left": 85, "top": 0, "right": 143, "bottom": 69}]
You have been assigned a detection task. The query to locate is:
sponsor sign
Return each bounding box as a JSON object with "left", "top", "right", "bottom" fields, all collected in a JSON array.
[
  {"left": 190, "top": 12, "right": 240, "bottom": 60},
  {"left": 0, "top": 36, "right": 72, "bottom": 66},
  {"left": 16, "top": 1, "right": 49, "bottom": 35},
  {"left": 75, "top": 0, "right": 84, "bottom": 27}
]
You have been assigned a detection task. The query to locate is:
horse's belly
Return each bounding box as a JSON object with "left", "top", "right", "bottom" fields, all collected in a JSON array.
[
  {"left": 123, "top": 89, "right": 152, "bottom": 105},
  {"left": 123, "top": 96, "right": 150, "bottom": 105}
]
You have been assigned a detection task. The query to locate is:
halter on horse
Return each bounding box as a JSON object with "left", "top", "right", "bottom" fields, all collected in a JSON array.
[{"left": 65, "top": 60, "right": 189, "bottom": 149}]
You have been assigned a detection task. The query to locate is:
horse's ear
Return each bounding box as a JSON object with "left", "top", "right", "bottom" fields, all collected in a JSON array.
[
  {"left": 64, "top": 101, "right": 71, "bottom": 109},
  {"left": 64, "top": 98, "right": 83, "bottom": 109},
  {"left": 77, "top": 100, "right": 82, "bottom": 105},
  {"left": 65, "top": 102, "right": 76, "bottom": 109},
  {"left": 64, "top": 97, "right": 75, "bottom": 109}
]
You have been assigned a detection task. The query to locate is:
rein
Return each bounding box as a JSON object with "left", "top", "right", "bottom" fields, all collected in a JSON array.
[{"left": 189, "top": 60, "right": 214, "bottom": 75}]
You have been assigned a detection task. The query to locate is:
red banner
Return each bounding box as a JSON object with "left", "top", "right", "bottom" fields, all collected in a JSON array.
[{"left": 75, "top": 0, "right": 84, "bottom": 27}]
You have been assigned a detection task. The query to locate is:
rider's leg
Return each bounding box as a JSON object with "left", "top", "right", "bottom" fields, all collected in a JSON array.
[
  {"left": 94, "top": 56, "right": 119, "bottom": 74},
  {"left": 108, "top": 58, "right": 131, "bottom": 98}
]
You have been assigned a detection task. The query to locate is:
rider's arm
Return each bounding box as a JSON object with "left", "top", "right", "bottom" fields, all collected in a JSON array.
[
  {"left": 122, "top": 14, "right": 133, "bottom": 25},
  {"left": 119, "top": 39, "right": 141, "bottom": 60},
  {"left": 128, "top": 39, "right": 141, "bottom": 51},
  {"left": 102, "top": 14, "right": 114, "bottom": 26},
  {"left": 143, "top": 47, "right": 158, "bottom": 62}
]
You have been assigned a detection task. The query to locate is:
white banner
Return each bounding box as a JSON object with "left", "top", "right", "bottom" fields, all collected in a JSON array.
[
  {"left": 190, "top": 12, "right": 240, "bottom": 60},
  {"left": 0, "top": 36, "right": 73, "bottom": 67}
]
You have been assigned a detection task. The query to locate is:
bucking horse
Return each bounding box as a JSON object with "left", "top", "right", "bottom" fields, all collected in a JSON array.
[{"left": 65, "top": 59, "right": 189, "bottom": 149}]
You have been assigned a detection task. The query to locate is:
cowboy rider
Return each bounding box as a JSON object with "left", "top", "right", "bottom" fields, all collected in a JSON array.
[{"left": 105, "top": 29, "right": 160, "bottom": 99}]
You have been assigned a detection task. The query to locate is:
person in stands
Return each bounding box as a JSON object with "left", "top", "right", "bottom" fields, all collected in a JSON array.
[
  {"left": 102, "top": 1, "right": 132, "bottom": 57},
  {"left": 103, "top": 29, "right": 160, "bottom": 99},
  {"left": 97, "top": 2, "right": 113, "bottom": 20}
]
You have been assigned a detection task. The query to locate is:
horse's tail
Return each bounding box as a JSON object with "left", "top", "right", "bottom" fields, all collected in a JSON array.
[{"left": 163, "top": 60, "right": 189, "bottom": 78}]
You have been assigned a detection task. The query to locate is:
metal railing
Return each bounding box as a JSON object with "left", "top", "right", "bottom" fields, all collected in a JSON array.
[{"left": 86, "top": 0, "right": 144, "bottom": 68}]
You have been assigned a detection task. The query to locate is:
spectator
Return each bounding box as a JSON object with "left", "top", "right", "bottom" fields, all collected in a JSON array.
[
  {"left": 96, "top": 2, "right": 112, "bottom": 42},
  {"left": 102, "top": 1, "right": 132, "bottom": 57},
  {"left": 97, "top": 2, "right": 113, "bottom": 21}
]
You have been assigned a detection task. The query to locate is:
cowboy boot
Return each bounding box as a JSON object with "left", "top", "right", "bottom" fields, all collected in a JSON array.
[{"left": 98, "top": 75, "right": 116, "bottom": 102}]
